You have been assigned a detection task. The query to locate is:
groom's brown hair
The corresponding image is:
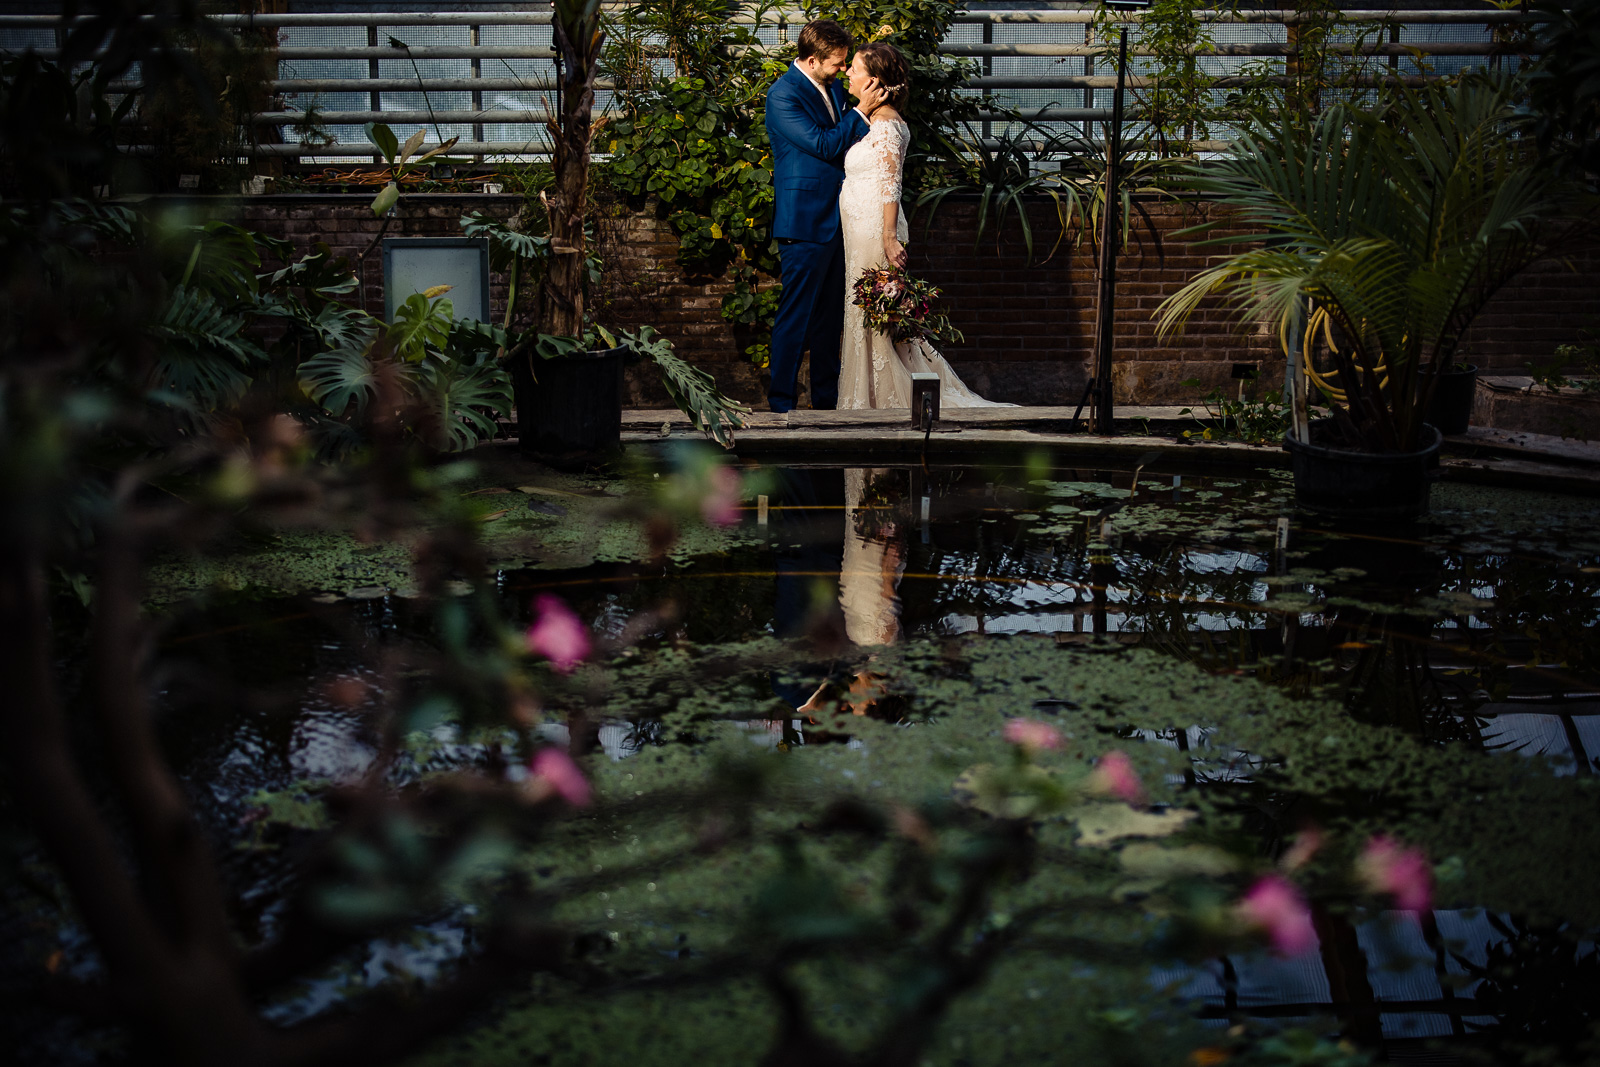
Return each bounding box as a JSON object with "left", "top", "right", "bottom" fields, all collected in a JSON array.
[{"left": 797, "top": 19, "right": 852, "bottom": 60}]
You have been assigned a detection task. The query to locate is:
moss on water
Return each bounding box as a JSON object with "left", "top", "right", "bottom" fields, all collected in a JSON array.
[
  {"left": 390, "top": 634, "right": 1600, "bottom": 1066},
  {"left": 142, "top": 452, "right": 765, "bottom": 604}
]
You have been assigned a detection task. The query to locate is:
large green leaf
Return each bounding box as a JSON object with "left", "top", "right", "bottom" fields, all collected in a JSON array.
[
  {"left": 460, "top": 211, "right": 552, "bottom": 273},
  {"left": 149, "top": 285, "right": 264, "bottom": 410},
  {"left": 386, "top": 292, "right": 454, "bottom": 362},
  {"left": 413, "top": 355, "right": 512, "bottom": 452},
  {"left": 299, "top": 344, "right": 381, "bottom": 418},
  {"left": 627, "top": 326, "right": 748, "bottom": 448}
]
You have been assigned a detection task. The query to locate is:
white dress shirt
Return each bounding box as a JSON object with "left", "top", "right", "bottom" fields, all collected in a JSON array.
[{"left": 796, "top": 61, "right": 838, "bottom": 123}]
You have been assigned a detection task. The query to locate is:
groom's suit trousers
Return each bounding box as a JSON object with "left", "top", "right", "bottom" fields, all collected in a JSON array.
[{"left": 770, "top": 234, "right": 846, "bottom": 412}]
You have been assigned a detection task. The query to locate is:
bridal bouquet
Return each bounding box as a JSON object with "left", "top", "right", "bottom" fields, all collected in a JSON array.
[{"left": 852, "top": 267, "right": 963, "bottom": 346}]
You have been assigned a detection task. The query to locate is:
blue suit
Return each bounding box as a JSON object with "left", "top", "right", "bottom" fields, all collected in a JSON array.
[{"left": 764, "top": 63, "right": 869, "bottom": 412}]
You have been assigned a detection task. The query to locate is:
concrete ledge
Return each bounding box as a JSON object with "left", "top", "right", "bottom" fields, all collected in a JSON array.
[{"left": 620, "top": 407, "right": 1600, "bottom": 496}]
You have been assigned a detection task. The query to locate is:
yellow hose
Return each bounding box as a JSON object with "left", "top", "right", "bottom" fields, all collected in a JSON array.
[{"left": 1296, "top": 306, "right": 1387, "bottom": 403}]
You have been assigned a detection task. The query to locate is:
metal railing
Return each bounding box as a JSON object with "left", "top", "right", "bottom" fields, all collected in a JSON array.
[{"left": 0, "top": 5, "right": 1547, "bottom": 160}]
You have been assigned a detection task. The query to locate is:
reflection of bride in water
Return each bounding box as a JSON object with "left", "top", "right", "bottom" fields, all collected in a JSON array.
[
  {"left": 796, "top": 468, "right": 909, "bottom": 719},
  {"left": 767, "top": 466, "right": 914, "bottom": 723},
  {"left": 839, "top": 468, "right": 907, "bottom": 648}
]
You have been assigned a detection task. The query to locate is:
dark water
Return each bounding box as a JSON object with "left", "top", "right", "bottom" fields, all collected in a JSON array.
[{"left": 10, "top": 457, "right": 1600, "bottom": 1063}]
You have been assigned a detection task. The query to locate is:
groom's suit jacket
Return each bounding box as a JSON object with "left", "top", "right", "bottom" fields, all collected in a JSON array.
[{"left": 765, "top": 62, "right": 869, "bottom": 244}]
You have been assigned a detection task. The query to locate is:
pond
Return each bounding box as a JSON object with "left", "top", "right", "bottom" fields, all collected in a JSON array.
[{"left": 13, "top": 449, "right": 1600, "bottom": 1066}]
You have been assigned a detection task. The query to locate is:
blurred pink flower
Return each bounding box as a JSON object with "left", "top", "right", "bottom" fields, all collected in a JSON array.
[
  {"left": 1003, "top": 718, "right": 1062, "bottom": 751},
  {"left": 1279, "top": 826, "right": 1324, "bottom": 871},
  {"left": 701, "top": 465, "right": 742, "bottom": 527},
  {"left": 529, "top": 748, "right": 591, "bottom": 807},
  {"left": 1237, "top": 875, "right": 1317, "bottom": 956},
  {"left": 1357, "top": 835, "right": 1432, "bottom": 913},
  {"left": 526, "top": 594, "right": 590, "bottom": 673},
  {"left": 1088, "top": 750, "right": 1146, "bottom": 805}
]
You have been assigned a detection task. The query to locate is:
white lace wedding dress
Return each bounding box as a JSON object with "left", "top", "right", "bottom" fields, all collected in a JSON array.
[{"left": 838, "top": 119, "right": 1012, "bottom": 410}]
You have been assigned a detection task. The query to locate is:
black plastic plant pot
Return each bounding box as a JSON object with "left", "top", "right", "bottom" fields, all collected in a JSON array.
[
  {"left": 1283, "top": 420, "right": 1443, "bottom": 521},
  {"left": 511, "top": 345, "right": 627, "bottom": 465},
  {"left": 1424, "top": 362, "right": 1478, "bottom": 437}
]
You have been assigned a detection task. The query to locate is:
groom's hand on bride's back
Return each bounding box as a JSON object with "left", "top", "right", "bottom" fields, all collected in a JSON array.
[{"left": 855, "top": 77, "right": 887, "bottom": 118}]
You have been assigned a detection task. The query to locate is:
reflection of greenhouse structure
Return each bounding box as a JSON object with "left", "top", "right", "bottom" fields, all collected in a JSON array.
[{"left": 0, "top": 2, "right": 1540, "bottom": 161}]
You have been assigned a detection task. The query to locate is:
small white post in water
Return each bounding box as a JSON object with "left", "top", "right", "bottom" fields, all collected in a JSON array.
[{"left": 757, "top": 494, "right": 769, "bottom": 526}]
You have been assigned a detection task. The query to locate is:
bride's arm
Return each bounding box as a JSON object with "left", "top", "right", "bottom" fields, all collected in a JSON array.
[
  {"left": 882, "top": 200, "right": 906, "bottom": 268},
  {"left": 876, "top": 123, "right": 908, "bottom": 268}
]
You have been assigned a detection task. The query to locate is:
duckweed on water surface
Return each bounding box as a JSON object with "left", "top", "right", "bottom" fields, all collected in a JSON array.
[{"left": 52, "top": 457, "right": 1600, "bottom": 1066}]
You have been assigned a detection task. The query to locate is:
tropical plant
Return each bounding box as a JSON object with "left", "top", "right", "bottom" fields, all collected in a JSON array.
[
  {"left": 914, "top": 117, "right": 1182, "bottom": 264},
  {"left": 617, "top": 325, "right": 750, "bottom": 447},
  {"left": 605, "top": 1, "right": 784, "bottom": 364},
  {"left": 1155, "top": 74, "right": 1589, "bottom": 454},
  {"left": 364, "top": 122, "right": 461, "bottom": 219},
  {"left": 460, "top": 212, "right": 750, "bottom": 449},
  {"left": 545, "top": 0, "right": 607, "bottom": 338},
  {"left": 1525, "top": 0, "right": 1600, "bottom": 175},
  {"left": 1092, "top": 0, "right": 1216, "bottom": 154},
  {"left": 298, "top": 290, "right": 512, "bottom": 455}
]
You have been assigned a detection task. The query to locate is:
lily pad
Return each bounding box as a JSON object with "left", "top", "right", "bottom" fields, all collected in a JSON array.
[{"left": 1072, "top": 803, "right": 1197, "bottom": 848}]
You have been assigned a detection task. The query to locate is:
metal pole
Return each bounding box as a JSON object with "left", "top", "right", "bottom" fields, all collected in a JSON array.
[{"left": 1092, "top": 26, "right": 1128, "bottom": 435}]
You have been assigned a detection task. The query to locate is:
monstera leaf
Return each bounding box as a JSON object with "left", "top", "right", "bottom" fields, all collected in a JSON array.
[
  {"left": 623, "top": 326, "right": 748, "bottom": 448},
  {"left": 414, "top": 356, "right": 512, "bottom": 452},
  {"left": 299, "top": 343, "right": 382, "bottom": 418},
  {"left": 460, "top": 211, "right": 553, "bottom": 274},
  {"left": 149, "top": 285, "right": 264, "bottom": 410}
]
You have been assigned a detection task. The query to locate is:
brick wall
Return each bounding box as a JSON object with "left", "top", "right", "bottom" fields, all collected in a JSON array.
[{"left": 229, "top": 192, "right": 1600, "bottom": 409}]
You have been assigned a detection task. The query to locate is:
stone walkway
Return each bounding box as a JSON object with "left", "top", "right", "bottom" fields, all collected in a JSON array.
[{"left": 620, "top": 408, "right": 1600, "bottom": 496}]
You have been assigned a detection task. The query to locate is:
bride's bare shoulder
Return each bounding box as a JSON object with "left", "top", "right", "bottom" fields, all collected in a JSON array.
[{"left": 871, "top": 107, "right": 904, "bottom": 125}]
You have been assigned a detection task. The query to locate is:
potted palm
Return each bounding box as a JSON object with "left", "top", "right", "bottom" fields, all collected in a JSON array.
[{"left": 1156, "top": 74, "right": 1582, "bottom": 518}]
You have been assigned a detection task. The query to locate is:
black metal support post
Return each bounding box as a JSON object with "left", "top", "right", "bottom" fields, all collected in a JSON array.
[{"left": 1090, "top": 26, "right": 1129, "bottom": 435}]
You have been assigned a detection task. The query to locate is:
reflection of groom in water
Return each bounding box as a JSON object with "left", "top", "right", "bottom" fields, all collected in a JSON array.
[
  {"left": 769, "top": 467, "right": 847, "bottom": 710},
  {"left": 764, "top": 20, "right": 886, "bottom": 412}
]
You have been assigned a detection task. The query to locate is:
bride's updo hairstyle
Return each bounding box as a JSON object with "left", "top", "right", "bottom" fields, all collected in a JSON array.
[{"left": 856, "top": 41, "right": 910, "bottom": 111}]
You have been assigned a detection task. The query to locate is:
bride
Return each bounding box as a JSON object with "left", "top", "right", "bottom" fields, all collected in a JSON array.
[{"left": 838, "top": 41, "right": 1011, "bottom": 410}]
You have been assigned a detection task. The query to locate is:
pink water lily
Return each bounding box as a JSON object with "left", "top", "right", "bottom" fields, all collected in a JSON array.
[
  {"left": 1088, "top": 750, "right": 1146, "bottom": 805},
  {"left": 529, "top": 748, "right": 591, "bottom": 807},
  {"left": 1237, "top": 875, "right": 1317, "bottom": 956},
  {"left": 1003, "top": 717, "right": 1062, "bottom": 751},
  {"left": 1357, "top": 835, "right": 1432, "bottom": 913},
  {"left": 526, "top": 594, "right": 590, "bottom": 673},
  {"left": 701, "top": 465, "right": 742, "bottom": 527}
]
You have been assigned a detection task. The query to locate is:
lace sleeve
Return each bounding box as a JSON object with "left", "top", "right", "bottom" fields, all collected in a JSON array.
[{"left": 872, "top": 122, "right": 907, "bottom": 204}]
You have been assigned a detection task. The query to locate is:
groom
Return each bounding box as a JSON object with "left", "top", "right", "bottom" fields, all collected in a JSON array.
[{"left": 764, "top": 20, "right": 886, "bottom": 412}]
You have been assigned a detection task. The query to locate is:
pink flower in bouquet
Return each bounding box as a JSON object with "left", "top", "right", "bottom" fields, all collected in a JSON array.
[
  {"left": 526, "top": 594, "right": 590, "bottom": 673},
  {"left": 1357, "top": 835, "right": 1432, "bottom": 913},
  {"left": 1087, "top": 750, "right": 1146, "bottom": 805},
  {"left": 529, "top": 747, "right": 591, "bottom": 806},
  {"left": 1003, "top": 717, "right": 1062, "bottom": 751},
  {"left": 701, "top": 464, "right": 742, "bottom": 527},
  {"left": 1236, "top": 875, "right": 1317, "bottom": 956}
]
